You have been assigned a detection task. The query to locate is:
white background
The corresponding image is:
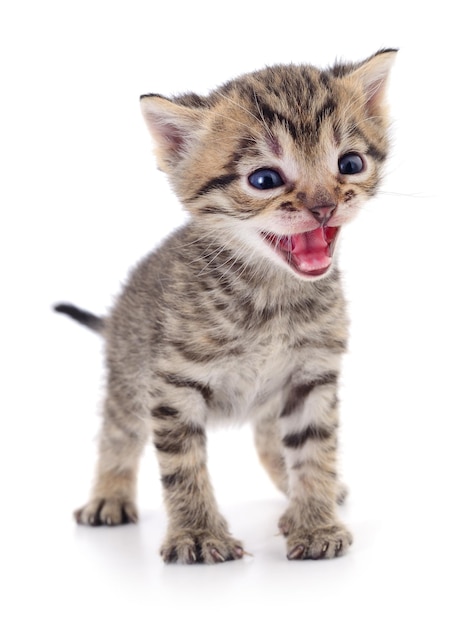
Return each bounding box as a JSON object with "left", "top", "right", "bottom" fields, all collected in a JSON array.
[{"left": 1, "top": 1, "right": 470, "bottom": 624}]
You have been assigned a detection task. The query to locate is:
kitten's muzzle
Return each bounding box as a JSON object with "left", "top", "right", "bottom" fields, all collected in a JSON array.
[{"left": 308, "top": 204, "right": 337, "bottom": 227}]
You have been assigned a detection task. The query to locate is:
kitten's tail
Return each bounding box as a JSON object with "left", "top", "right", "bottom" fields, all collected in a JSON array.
[{"left": 54, "top": 303, "right": 105, "bottom": 334}]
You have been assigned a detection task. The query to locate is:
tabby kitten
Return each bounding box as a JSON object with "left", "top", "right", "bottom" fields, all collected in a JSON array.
[{"left": 56, "top": 49, "right": 396, "bottom": 564}]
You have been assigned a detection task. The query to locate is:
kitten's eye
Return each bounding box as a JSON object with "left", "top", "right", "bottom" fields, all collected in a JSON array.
[
  {"left": 248, "top": 169, "right": 284, "bottom": 190},
  {"left": 338, "top": 153, "right": 364, "bottom": 175}
]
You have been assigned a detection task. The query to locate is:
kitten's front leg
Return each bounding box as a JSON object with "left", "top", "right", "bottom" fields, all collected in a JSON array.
[
  {"left": 279, "top": 372, "right": 352, "bottom": 560},
  {"left": 151, "top": 396, "right": 244, "bottom": 565}
]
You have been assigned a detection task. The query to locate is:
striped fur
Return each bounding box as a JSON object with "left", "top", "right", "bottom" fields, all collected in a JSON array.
[{"left": 67, "top": 50, "right": 396, "bottom": 563}]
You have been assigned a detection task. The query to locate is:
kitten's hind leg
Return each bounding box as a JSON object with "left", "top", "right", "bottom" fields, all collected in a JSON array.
[
  {"left": 278, "top": 371, "right": 353, "bottom": 560},
  {"left": 75, "top": 394, "right": 148, "bottom": 526},
  {"left": 253, "top": 413, "right": 289, "bottom": 495},
  {"left": 254, "top": 411, "right": 348, "bottom": 502}
]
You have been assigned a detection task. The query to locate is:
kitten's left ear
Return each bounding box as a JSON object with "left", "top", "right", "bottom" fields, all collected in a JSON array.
[
  {"left": 140, "top": 94, "right": 207, "bottom": 172},
  {"left": 348, "top": 48, "right": 397, "bottom": 116}
]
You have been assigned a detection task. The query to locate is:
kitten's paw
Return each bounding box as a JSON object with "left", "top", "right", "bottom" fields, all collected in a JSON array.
[
  {"left": 160, "top": 529, "right": 245, "bottom": 565},
  {"left": 283, "top": 522, "right": 353, "bottom": 560},
  {"left": 74, "top": 498, "right": 138, "bottom": 526}
]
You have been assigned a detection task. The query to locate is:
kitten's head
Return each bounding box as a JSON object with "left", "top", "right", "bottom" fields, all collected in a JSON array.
[{"left": 141, "top": 49, "right": 396, "bottom": 281}]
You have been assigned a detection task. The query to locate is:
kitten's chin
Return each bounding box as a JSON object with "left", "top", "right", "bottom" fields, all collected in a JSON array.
[{"left": 260, "top": 227, "right": 340, "bottom": 280}]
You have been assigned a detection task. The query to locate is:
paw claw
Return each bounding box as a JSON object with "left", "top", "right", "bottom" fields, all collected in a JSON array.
[
  {"left": 210, "top": 548, "right": 225, "bottom": 563},
  {"left": 161, "top": 530, "right": 245, "bottom": 565},
  {"left": 287, "top": 544, "right": 306, "bottom": 560},
  {"left": 74, "top": 498, "right": 138, "bottom": 527},
  {"left": 314, "top": 541, "right": 330, "bottom": 560},
  {"left": 282, "top": 514, "right": 353, "bottom": 561}
]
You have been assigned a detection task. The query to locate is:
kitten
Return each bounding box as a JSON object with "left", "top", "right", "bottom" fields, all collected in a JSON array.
[{"left": 55, "top": 49, "right": 396, "bottom": 563}]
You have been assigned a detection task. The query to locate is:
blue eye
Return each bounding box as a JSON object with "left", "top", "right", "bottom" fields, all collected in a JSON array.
[
  {"left": 248, "top": 169, "right": 284, "bottom": 190},
  {"left": 338, "top": 153, "right": 364, "bottom": 175}
]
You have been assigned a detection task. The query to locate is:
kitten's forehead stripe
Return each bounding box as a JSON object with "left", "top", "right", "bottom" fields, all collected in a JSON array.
[
  {"left": 319, "top": 72, "right": 332, "bottom": 89},
  {"left": 313, "top": 98, "right": 337, "bottom": 134},
  {"left": 230, "top": 136, "right": 260, "bottom": 164},
  {"left": 212, "top": 66, "right": 358, "bottom": 154},
  {"left": 253, "top": 97, "right": 299, "bottom": 141},
  {"left": 298, "top": 66, "right": 319, "bottom": 94}
]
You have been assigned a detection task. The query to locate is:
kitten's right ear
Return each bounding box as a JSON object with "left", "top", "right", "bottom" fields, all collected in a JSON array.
[
  {"left": 140, "top": 95, "right": 205, "bottom": 172},
  {"left": 347, "top": 49, "right": 398, "bottom": 117}
]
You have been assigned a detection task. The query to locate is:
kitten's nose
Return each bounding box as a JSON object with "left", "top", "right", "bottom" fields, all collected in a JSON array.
[{"left": 309, "top": 204, "right": 337, "bottom": 226}]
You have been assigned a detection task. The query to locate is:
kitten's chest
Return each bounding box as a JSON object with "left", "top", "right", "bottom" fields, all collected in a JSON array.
[
  {"left": 205, "top": 330, "right": 295, "bottom": 422},
  {"left": 150, "top": 253, "right": 346, "bottom": 420},
  {"left": 201, "top": 293, "right": 345, "bottom": 421}
]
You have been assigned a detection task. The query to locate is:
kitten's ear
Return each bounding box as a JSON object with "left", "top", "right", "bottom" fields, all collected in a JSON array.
[
  {"left": 348, "top": 48, "right": 397, "bottom": 116},
  {"left": 140, "top": 95, "right": 206, "bottom": 171}
]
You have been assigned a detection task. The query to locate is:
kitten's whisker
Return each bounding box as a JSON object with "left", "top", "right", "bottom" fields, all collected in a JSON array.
[
  {"left": 376, "top": 189, "right": 428, "bottom": 199},
  {"left": 174, "top": 233, "right": 218, "bottom": 250},
  {"left": 192, "top": 232, "right": 245, "bottom": 278},
  {"left": 195, "top": 245, "right": 228, "bottom": 276}
]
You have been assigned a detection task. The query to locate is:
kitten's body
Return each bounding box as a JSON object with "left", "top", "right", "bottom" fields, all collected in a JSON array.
[{"left": 56, "top": 50, "right": 395, "bottom": 563}]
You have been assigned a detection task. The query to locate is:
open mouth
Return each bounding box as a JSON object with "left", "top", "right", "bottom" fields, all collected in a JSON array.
[{"left": 261, "top": 226, "right": 340, "bottom": 278}]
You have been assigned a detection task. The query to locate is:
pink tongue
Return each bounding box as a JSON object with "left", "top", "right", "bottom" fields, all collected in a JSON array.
[{"left": 289, "top": 229, "right": 331, "bottom": 272}]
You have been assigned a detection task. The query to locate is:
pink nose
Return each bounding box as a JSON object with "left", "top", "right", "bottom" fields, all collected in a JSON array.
[{"left": 309, "top": 204, "right": 336, "bottom": 226}]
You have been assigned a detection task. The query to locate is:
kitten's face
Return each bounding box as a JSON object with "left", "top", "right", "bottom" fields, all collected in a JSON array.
[{"left": 141, "top": 50, "right": 395, "bottom": 280}]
